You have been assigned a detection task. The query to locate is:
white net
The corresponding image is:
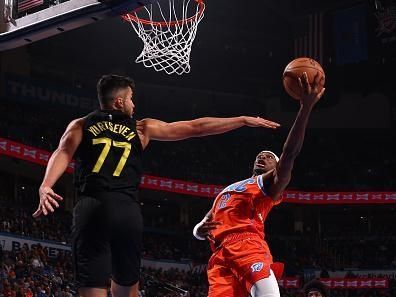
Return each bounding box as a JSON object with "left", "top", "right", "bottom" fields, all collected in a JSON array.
[{"left": 123, "top": 0, "right": 205, "bottom": 75}]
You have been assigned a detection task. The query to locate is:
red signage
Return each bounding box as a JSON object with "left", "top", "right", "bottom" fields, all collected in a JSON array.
[
  {"left": 1, "top": 137, "right": 395, "bottom": 204},
  {"left": 319, "top": 278, "right": 389, "bottom": 289},
  {"left": 278, "top": 277, "right": 300, "bottom": 288}
]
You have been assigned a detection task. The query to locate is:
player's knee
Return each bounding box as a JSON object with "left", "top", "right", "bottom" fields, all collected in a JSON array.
[{"left": 250, "top": 270, "right": 280, "bottom": 297}]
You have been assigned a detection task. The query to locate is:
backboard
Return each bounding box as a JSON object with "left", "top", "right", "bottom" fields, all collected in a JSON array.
[{"left": 0, "top": 0, "right": 154, "bottom": 51}]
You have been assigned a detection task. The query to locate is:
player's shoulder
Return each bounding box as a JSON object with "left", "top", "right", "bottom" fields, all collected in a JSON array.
[
  {"left": 71, "top": 117, "right": 85, "bottom": 126},
  {"left": 136, "top": 118, "right": 167, "bottom": 135},
  {"left": 135, "top": 118, "right": 148, "bottom": 133},
  {"left": 70, "top": 110, "right": 98, "bottom": 128},
  {"left": 137, "top": 118, "right": 163, "bottom": 126},
  {"left": 66, "top": 117, "right": 85, "bottom": 132}
]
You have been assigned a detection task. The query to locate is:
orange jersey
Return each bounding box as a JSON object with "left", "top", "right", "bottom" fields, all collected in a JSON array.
[{"left": 211, "top": 175, "right": 282, "bottom": 243}]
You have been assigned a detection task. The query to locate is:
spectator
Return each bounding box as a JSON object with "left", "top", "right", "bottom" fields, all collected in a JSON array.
[{"left": 303, "top": 279, "right": 329, "bottom": 297}]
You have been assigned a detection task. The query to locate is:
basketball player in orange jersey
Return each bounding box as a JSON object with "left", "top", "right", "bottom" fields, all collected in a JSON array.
[
  {"left": 193, "top": 71, "right": 325, "bottom": 297},
  {"left": 32, "top": 74, "right": 280, "bottom": 297}
]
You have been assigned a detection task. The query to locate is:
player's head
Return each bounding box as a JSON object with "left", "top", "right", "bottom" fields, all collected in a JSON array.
[
  {"left": 97, "top": 74, "right": 136, "bottom": 117},
  {"left": 252, "top": 150, "right": 279, "bottom": 175},
  {"left": 303, "top": 279, "right": 328, "bottom": 297}
]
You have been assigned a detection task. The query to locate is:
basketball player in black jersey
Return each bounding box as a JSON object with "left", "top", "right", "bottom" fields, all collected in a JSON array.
[{"left": 32, "top": 74, "right": 280, "bottom": 297}]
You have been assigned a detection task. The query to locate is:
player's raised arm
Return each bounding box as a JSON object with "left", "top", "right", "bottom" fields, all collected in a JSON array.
[{"left": 268, "top": 72, "right": 325, "bottom": 201}]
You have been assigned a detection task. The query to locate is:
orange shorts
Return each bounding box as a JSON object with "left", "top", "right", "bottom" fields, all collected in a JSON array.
[{"left": 207, "top": 234, "right": 274, "bottom": 297}]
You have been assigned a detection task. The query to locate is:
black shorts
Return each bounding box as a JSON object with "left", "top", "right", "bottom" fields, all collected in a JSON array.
[{"left": 72, "top": 192, "right": 143, "bottom": 288}]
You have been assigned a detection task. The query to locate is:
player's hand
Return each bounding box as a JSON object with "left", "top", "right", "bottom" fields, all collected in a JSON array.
[
  {"left": 197, "top": 220, "right": 221, "bottom": 241},
  {"left": 33, "top": 186, "right": 63, "bottom": 218},
  {"left": 243, "top": 116, "right": 280, "bottom": 129},
  {"left": 298, "top": 71, "right": 325, "bottom": 109}
]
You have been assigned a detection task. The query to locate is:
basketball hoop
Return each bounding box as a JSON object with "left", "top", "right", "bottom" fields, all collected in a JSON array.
[{"left": 121, "top": 0, "right": 205, "bottom": 75}]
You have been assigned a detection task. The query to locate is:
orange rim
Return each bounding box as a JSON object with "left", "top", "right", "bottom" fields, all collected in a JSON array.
[{"left": 121, "top": 0, "right": 204, "bottom": 27}]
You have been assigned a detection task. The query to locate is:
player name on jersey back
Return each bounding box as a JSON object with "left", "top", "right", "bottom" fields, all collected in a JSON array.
[{"left": 87, "top": 120, "right": 136, "bottom": 140}]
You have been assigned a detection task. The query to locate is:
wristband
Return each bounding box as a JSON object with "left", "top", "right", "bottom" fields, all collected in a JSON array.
[{"left": 192, "top": 217, "right": 209, "bottom": 240}]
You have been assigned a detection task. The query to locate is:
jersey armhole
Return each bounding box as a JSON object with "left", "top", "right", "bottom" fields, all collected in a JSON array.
[
  {"left": 257, "top": 174, "right": 283, "bottom": 204},
  {"left": 256, "top": 175, "right": 268, "bottom": 196}
]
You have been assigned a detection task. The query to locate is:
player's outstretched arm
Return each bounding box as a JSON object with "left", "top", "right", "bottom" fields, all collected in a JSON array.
[
  {"left": 268, "top": 72, "right": 325, "bottom": 201},
  {"left": 137, "top": 116, "right": 280, "bottom": 147},
  {"left": 33, "top": 118, "right": 84, "bottom": 218}
]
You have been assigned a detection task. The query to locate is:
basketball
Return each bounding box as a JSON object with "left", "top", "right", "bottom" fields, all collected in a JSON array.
[{"left": 282, "top": 57, "right": 325, "bottom": 100}]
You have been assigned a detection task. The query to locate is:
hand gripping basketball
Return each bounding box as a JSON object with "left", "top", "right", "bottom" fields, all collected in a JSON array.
[
  {"left": 282, "top": 57, "right": 325, "bottom": 100},
  {"left": 298, "top": 71, "right": 325, "bottom": 108}
]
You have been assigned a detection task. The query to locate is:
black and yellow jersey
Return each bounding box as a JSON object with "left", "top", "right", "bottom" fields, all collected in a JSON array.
[{"left": 74, "top": 109, "right": 143, "bottom": 198}]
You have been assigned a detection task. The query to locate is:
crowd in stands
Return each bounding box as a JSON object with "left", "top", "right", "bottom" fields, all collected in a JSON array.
[
  {"left": 138, "top": 267, "right": 208, "bottom": 297},
  {"left": 0, "top": 202, "right": 71, "bottom": 244},
  {"left": 1, "top": 196, "right": 396, "bottom": 296},
  {"left": 1, "top": 245, "right": 74, "bottom": 297},
  {"left": 1, "top": 197, "right": 395, "bottom": 271}
]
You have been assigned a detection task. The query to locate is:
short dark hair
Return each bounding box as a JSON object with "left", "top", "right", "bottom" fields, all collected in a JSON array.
[
  {"left": 303, "top": 279, "right": 328, "bottom": 297},
  {"left": 97, "top": 74, "right": 135, "bottom": 106}
]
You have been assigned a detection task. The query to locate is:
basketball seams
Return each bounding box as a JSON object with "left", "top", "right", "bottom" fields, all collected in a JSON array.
[{"left": 284, "top": 65, "right": 325, "bottom": 76}]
